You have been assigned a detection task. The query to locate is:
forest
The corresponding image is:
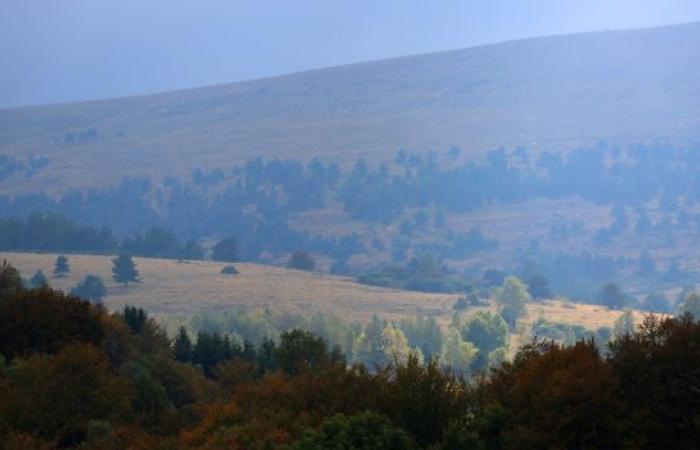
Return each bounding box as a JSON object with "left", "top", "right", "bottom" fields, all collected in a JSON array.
[
  {"left": 3, "top": 141, "right": 700, "bottom": 304},
  {"left": 1, "top": 260, "right": 700, "bottom": 449}
]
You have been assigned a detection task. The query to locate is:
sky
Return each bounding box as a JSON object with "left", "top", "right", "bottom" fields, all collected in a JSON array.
[{"left": 1, "top": 0, "right": 699, "bottom": 108}]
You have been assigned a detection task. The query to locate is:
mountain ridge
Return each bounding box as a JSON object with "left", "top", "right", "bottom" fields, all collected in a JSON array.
[{"left": 1, "top": 21, "right": 699, "bottom": 192}]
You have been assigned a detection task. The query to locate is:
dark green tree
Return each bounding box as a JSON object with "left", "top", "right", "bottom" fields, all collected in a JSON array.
[
  {"left": 461, "top": 312, "right": 508, "bottom": 370},
  {"left": 53, "top": 255, "right": 70, "bottom": 277},
  {"left": 122, "top": 305, "right": 148, "bottom": 334},
  {"left": 598, "top": 282, "right": 626, "bottom": 309},
  {"left": 172, "top": 326, "right": 193, "bottom": 363},
  {"left": 291, "top": 412, "right": 414, "bottom": 450},
  {"left": 112, "top": 254, "right": 140, "bottom": 286},
  {"left": 275, "top": 329, "right": 330, "bottom": 374},
  {"left": 212, "top": 238, "right": 238, "bottom": 262},
  {"left": 0, "top": 260, "right": 22, "bottom": 300},
  {"left": 288, "top": 250, "right": 316, "bottom": 271},
  {"left": 29, "top": 270, "right": 49, "bottom": 288},
  {"left": 70, "top": 275, "right": 106, "bottom": 303}
]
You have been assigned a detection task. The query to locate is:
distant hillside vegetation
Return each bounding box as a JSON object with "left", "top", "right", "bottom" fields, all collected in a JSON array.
[{"left": 1, "top": 22, "right": 699, "bottom": 193}]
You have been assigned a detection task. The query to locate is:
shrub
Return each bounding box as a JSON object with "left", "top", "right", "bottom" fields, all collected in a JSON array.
[{"left": 220, "top": 265, "right": 238, "bottom": 275}]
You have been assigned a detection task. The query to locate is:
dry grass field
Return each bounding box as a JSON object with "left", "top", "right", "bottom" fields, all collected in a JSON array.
[{"left": 4, "top": 251, "right": 646, "bottom": 351}]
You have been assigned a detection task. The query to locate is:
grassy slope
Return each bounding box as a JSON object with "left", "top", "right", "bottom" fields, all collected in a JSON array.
[
  {"left": 1, "top": 22, "right": 699, "bottom": 193},
  {"left": 4, "top": 251, "right": 646, "bottom": 351}
]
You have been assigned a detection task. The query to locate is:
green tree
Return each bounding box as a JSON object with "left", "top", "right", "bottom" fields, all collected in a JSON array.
[
  {"left": 29, "top": 270, "right": 48, "bottom": 288},
  {"left": 495, "top": 276, "right": 531, "bottom": 329},
  {"left": 461, "top": 312, "right": 508, "bottom": 371},
  {"left": 70, "top": 275, "right": 106, "bottom": 302},
  {"left": 172, "top": 327, "right": 193, "bottom": 363},
  {"left": 291, "top": 411, "right": 414, "bottom": 450},
  {"left": 398, "top": 316, "right": 443, "bottom": 360},
  {"left": 53, "top": 255, "right": 70, "bottom": 277},
  {"left": 598, "top": 282, "right": 626, "bottom": 309},
  {"left": 355, "top": 314, "right": 389, "bottom": 368},
  {"left": 288, "top": 250, "right": 316, "bottom": 271},
  {"left": 122, "top": 306, "right": 148, "bottom": 334},
  {"left": 441, "top": 328, "right": 477, "bottom": 374},
  {"left": 382, "top": 323, "right": 415, "bottom": 365},
  {"left": 112, "top": 254, "right": 140, "bottom": 286},
  {"left": 275, "top": 329, "right": 333, "bottom": 374},
  {"left": 0, "top": 260, "right": 22, "bottom": 300},
  {"left": 212, "top": 238, "right": 237, "bottom": 262}
]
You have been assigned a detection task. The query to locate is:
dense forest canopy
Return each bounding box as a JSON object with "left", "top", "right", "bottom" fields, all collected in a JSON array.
[{"left": 1, "top": 261, "right": 700, "bottom": 449}]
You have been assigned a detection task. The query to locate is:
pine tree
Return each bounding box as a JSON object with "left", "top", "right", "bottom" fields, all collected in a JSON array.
[
  {"left": 112, "top": 254, "right": 140, "bottom": 286},
  {"left": 70, "top": 275, "right": 106, "bottom": 302},
  {"left": 53, "top": 255, "right": 70, "bottom": 277},
  {"left": 173, "top": 326, "right": 193, "bottom": 363},
  {"left": 122, "top": 306, "right": 148, "bottom": 333},
  {"left": 29, "top": 270, "right": 49, "bottom": 288}
]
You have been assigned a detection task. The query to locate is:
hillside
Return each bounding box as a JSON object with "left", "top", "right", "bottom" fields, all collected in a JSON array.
[
  {"left": 2, "top": 22, "right": 700, "bottom": 193},
  {"left": 4, "top": 251, "right": 644, "bottom": 340}
]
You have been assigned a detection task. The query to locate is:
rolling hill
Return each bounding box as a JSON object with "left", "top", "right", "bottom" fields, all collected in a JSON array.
[
  {"left": 4, "top": 251, "right": 645, "bottom": 351},
  {"left": 1, "top": 21, "right": 700, "bottom": 193}
]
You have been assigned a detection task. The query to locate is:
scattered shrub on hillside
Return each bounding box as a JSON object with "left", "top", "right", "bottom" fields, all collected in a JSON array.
[{"left": 220, "top": 264, "right": 239, "bottom": 275}]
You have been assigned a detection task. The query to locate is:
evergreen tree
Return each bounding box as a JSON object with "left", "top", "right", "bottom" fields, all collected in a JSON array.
[
  {"left": 53, "top": 255, "right": 70, "bottom": 277},
  {"left": 212, "top": 238, "right": 238, "bottom": 262},
  {"left": 0, "top": 260, "right": 22, "bottom": 300},
  {"left": 288, "top": 250, "right": 316, "bottom": 271},
  {"left": 173, "top": 326, "right": 193, "bottom": 363},
  {"left": 70, "top": 275, "right": 106, "bottom": 302},
  {"left": 122, "top": 306, "right": 148, "bottom": 333},
  {"left": 598, "top": 282, "right": 626, "bottom": 309},
  {"left": 29, "top": 270, "right": 48, "bottom": 288},
  {"left": 112, "top": 254, "right": 140, "bottom": 286}
]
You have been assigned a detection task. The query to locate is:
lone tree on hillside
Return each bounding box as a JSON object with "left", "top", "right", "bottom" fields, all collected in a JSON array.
[
  {"left": 70, "top": 275, "right": 107, "bottom": 303},
  {"left": 288, "top": 250, "right": 316, "bottom": 271},
  {"left": 212, "top": 238, "right": 238, "bottom": 262},
  {"left": 53, "top": 255, "right": 70, "bottom": 277},
  {"left": 112, "top": 254, "right": 140, "bottom": 286}
]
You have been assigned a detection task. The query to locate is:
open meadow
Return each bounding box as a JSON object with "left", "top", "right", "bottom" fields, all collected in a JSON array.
[{"left": 4, "top": 251, "right": 646, "bottom": 350}]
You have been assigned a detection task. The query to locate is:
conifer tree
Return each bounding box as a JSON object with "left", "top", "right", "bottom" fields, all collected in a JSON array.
[
  {"left": 29, "top": 270, "right": 49, "bottom": 288},
  {"left": 173, "top": 326, "right": 193, "bottom": 363},
  {"left": 53, "top": 255, "right": 70, "bottom": 277},
  {"left": 112, "top": 254, "right": 140, "bottom": 286}
]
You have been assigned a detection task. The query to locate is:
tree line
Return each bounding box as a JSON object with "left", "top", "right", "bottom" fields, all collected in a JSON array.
[{"left": 2, "top": 261, "right": 700, "bottom": 448}]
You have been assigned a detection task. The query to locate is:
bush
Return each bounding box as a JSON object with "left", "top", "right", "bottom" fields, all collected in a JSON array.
[
  {"left": 70, "top": 275, "right": 107, "bottom": 303},
  {"left": 288, "top": 251, "right": 316, "bottom": 271},
  {"left": 220, "top": 265, "right": 239, "bottom": 275}
]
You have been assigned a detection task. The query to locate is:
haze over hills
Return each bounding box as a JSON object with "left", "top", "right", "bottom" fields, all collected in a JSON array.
[{"left": 2, "top": 21, "right": 700, "bottom": 193}]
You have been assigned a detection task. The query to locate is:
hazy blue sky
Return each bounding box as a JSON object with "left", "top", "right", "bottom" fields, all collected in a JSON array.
[{"left": 1, "top": 0, "right": 699, "bottom": 108}]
